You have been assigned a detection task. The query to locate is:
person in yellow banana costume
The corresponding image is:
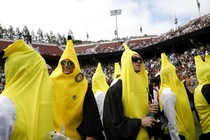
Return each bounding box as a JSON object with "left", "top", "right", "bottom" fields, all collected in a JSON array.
[
  {"left": 194, "top": 55, "right": 210, "bottom": 139},
  {"left": 159, "top": 53, "right": 196, "bottom": 140},
  {"left": 0, "top": 39, "right": 54, "bottom": 140},
  {"left": 103, "top": 42, "right": 157, "bottom": 140},
  {"left": 92, "top": 62, "right": 109, "bottom": 122},
  {"left": 50, "top": 36, "right": 104, "bottom": 140}
]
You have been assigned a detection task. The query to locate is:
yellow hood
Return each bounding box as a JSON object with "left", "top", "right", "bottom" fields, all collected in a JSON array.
[
  {"left": 195, "top": 55, "right": 210, "bottom": 85},
  {"left": 1, "top": 39, "right": 53, "bottom": 140},
  {"left": 92, "top": 63, "right": 109, "bottom": 94},
  {"left": 113, "top": 62, "right": 121, "bottom": 80}
]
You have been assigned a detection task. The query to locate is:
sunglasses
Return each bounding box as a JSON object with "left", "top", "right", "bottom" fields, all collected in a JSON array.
[
  {"left": 60, "top": 60, "right": 73, "bottom": 66},
  {"left": 132, "top": 56, "right": 142, "bottom": 63}
]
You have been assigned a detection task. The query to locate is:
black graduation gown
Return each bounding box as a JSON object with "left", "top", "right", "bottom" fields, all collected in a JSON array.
[
  {"left": 103, "top": 80, "right": 141, "bottom": 140},
  {"left": 77, "top": 84, "right": 105, "bottom": 140}
]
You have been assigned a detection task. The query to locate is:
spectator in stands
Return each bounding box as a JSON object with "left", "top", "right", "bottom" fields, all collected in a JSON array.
[
  {"left": 50, "top": 36, "right": 104, "bottom": 140},
  {"left": 103, "top": 42, "right": 157, "bottom": 140},
  {"left": 0, "top": 40, "right": 54, "bottom": 140},
  {"left": 194, "top": 55, "right": 210, "bottom": 140},
  {"left": 46, "top": 64, "right": 52, "bottom": 74},
  {"left": 159, "top": 53, "right": 196, "bottom": 140}
]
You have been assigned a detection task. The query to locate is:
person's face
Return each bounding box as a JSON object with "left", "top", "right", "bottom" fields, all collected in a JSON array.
[
  {"left": 132, "top": 54, "right": 143, "bottom": 73},
  {"left": 60, "top": 59, "right": 75, "bottom": 75},
  {"left": 176, "top": 68, "right": 182, "bottom": 81}
]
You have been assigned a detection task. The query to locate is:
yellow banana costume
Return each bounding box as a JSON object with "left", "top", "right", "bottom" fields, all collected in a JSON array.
[
  {"left": 113, "top": 62, "right": 121, "bottom": 80},
  {"left": 50, "top": 39, "right": 88, "bottom": 139},
  {"left": 194, "top": 55, "right": 210, "bottom": 134},
  {"left": 92, "top": 63, "right": 109, "bottom": 94},
  {"left": 121, "top": 43, "right": 149, "bottom": 140},
  {"left": 1, "top": 40, "right": 54, "bottom": 140},
  {"left": 159, "top": 53, "right": 196, "bottom": 140}
]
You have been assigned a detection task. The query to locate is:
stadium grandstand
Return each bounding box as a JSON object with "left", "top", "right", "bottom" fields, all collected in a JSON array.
[
  {"left": 1, "top": 13, "right": 210, "bottom": 140},
  {"left": 0, "top": 13, "right": 210, "bottom": 86}
]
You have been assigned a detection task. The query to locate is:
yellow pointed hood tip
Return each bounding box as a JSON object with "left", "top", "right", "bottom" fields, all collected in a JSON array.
[
  {"left": 205, "top": 55, "right": 210, "bottom": 64},
  {"left": 161, "top": 53, "right": 170, "bottom": 67},
  {"left": 3, "top": 40, "right": 24, "bottom": 58},
  {"left": 194, "top": 55, "right": 210, "bottom": 84},
  {"left": 114, "top": 62, "right": 121, "bottom": 80},
  {"left": 92, "top": 63, "right": 109, "bottom": 94},
  {"left": 122, "top": 42, "right": 129, "bottom": 51}
]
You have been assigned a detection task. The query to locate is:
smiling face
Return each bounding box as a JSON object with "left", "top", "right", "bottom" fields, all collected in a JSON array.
[
  {"left": 131, "top": 54, "right": 143, "bottom": 73},
  {"left": 60, "top": 59, "right": 75, "bottom": 75}
]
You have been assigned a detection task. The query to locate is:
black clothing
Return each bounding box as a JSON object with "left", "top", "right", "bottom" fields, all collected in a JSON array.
[
  {"left": 199, "top": 132, "right": 210, "bottom": 140},
  {"left": 201, "top": 84, "right": 210, "bottom": 104},
  {"left": 103, "top": 80, "right": 141, "bottom": 140},
  {"left": 77, "top": 85, "right": 105, "bottom": 140}
]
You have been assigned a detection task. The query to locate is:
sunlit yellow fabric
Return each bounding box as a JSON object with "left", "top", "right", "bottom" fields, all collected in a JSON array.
[
  {"left": 113, "top": 62, "right": 121, "bottom": 80},
  {"left": 121, "top": 43, "right": 149, "bottom": 140},
  {"left": 1, "top": 40, "right": 53, "bottom": 140},
  {"left": 194, "top": 55, "right": 210, "bottom": 134},
  {"left": 92, "top": 63, "right": 109, "bottom": 94},
  {"left": 159, "top": 53, "right": 196, "bottom": 140},
  {"left": 50, "top": 40, "right": 88, "bottom": 139},
  {"left": 205, "top": 55, "right": 210, "bottom": 65}
]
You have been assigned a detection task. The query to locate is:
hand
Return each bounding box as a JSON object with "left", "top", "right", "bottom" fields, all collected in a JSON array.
[
  {"left": 86, "top": 136, "right": 96, "bottom": 140},
  {"left": 141, "top": 116, "right": 156, "bottom": 128},
  {"left": 148, "top": 101, "right": 159, "bottom": 114}
]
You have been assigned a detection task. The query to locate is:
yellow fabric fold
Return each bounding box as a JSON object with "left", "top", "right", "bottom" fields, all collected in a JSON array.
[
  {"left": 50, "top": 40, "right": 88, "bottom": 139},
  {"left": 2, "top": 39, "right": 54, "bottom": 140},
  {"left": 121, "top": 43, "right": 149, "bottom": 139},
  {"left": 195, "top": 55, "right": 210, "bottom": 84},
  {"left": 205, "top": 55, "right": 210, "bottom": 64},
  {"left": 113, "top": 62, "right": 121, "bottom": 80},
  {"left": 92, "top": 63, "right": 109, "bottom": 94},
  {"left": 159, "top": 53, "right": 196, "bottom": 140}
]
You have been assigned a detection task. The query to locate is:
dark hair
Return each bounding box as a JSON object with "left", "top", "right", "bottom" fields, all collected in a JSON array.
[{"left": 151, "top": 75, "right": 160, "bottom": 85}]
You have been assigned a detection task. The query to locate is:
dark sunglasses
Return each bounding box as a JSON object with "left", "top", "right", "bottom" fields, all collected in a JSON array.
[
  {"left": 60, "top": 60, "right": 73, "bottom": 66},
  {"left": 132, "top": 56, "right": 142, "bottom": 63}
]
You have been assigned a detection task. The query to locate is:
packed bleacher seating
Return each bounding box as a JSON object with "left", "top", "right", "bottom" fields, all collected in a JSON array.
[{"left": 1, "top": 13, "right": 210, "bottom": 93}]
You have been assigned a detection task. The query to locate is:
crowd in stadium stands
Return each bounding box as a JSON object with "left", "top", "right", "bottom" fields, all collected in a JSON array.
[
  {"left": 0, "top": 13, "right": 210, "bottom": 93},
  {"left": 80, "top": 45, "right": 208, "bottom": 88},
  {"left": 0, "top": 44, "right": 208, "bottom": 94}
]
